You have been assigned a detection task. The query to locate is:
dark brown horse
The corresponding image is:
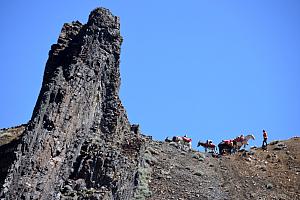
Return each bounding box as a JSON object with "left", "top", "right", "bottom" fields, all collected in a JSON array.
[{"left": 218, "top": 140, "right": 233, "bottom": 155}]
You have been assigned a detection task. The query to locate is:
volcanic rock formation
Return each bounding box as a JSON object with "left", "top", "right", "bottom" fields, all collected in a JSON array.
[{"left": 0, "top": 8, "right": 147, "bottom": 200}]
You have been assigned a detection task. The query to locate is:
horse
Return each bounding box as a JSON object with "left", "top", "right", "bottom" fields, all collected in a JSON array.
[
  {"left": 172, "top": 136, "right": 192, "bottom": 150},
  {"left": 197, "top": 141, "right": 216, "bottom": 153},
  {"left": 233, "top": 134, "right": 255, "bottom": 150},
  {"left": 218, "top": 140, "right": 233, "bottom": 155}
]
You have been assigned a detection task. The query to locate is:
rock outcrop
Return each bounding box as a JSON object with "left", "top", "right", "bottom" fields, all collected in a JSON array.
[{"left": 0, "top": 8, "right": 146, "bottom": 200}]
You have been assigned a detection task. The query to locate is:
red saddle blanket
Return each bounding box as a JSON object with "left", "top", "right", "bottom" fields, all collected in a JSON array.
[
  {"left": 199, "top": 142, "right": 216, "bottom": 148},
  {"left": 223, "top": 139, "right": 233, "bottom": 145},
  {"left": 208, "top": 143, "right": 216, "bottom": 148},
  {"left": 182, "top": 137, "right": 192, "bottom": 142},
  {"left": 235, "top": 137, "right": 244, "bottom": 142}
]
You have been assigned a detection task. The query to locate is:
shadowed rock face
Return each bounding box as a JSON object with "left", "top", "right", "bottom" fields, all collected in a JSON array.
[
  {"left": 0, "top": 8, "right": 144, "bottom": 200},
  {"left": 0, "top": 125, "right": 26, "bottom": 187}
]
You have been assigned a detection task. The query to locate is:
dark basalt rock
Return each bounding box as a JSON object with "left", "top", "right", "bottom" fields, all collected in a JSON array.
[{"left": 0, "top": 8, "right": 145, "bottom": 200}]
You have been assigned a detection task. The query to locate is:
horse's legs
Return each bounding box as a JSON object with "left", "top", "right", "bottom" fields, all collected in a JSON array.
[
  {"left": 232, "top": 146, "right": 236, "bottom": 154},
  {"left": 218, "top": 145, "right": 223, "bottom": 154},
  {"left": 175, "top": 140, "right": 180, "bottom": 149}
]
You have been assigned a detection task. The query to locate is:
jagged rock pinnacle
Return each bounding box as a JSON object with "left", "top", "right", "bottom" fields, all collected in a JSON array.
[
  {"left": 0, "top": 7, "right": 143, "bottom": 200},
  {"left": 88, "top": 8, "right": 121, "bottom": 29}
]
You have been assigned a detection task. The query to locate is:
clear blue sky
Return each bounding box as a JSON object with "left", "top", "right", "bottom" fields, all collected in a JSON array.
[{"left": 0, "top": 1, "right": 299, "bottom": 148}]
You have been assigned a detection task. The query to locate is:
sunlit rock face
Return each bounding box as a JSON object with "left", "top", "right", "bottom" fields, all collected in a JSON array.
[{"left": 0, "top": 8, "right": 145, "bottom": 200}]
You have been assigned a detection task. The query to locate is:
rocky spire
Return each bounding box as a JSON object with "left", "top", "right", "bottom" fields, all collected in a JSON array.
[{"left": 0, "top": 8, "right": 143, "bottom": 199}]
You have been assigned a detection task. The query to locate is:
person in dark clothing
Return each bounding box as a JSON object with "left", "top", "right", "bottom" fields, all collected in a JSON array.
[{"left": 262, "top": 130, "right": 268, "bottom": 148}]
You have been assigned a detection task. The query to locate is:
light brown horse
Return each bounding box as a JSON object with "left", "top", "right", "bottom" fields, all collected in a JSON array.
[{"left": 233, "top": 134, "right": 255, "bottom": 150}]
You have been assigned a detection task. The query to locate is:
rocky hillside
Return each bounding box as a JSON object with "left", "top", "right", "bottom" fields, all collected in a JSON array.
[
  {"left": 0, "top": 7, "right": 299, "bottom": 200},
  {"left": 1, "top": 124, "right": 299, "bottom": 200},
  {"left": 145, "top": 137, "right": 300, "bottom": 200}
]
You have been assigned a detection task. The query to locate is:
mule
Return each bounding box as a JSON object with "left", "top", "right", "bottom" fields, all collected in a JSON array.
[
  {"left": 172, "top": 136, "right": 192, "bottom": 150},
  {"left": 218, "top": 140, "right": 234, "bottom": 155},
  {"left": 197, "top": 141, "right": 216, "bottom": 153},
  {"left": 233, "top": 134, "right": 255, "bottom": 150}
]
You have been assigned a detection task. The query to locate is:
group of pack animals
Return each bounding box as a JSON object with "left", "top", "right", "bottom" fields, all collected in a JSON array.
[{"left": 165, "top": 134, "right": 255, "bottom": 155}]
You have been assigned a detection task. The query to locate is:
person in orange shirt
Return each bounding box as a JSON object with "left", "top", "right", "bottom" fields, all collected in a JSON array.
[{"left": 262, "top": 130, "right": 268, "bottom": 148}]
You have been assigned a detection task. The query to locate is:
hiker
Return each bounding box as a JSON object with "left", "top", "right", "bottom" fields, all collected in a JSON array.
[{"left": 262, "top": 130, "right": 268, "bottom": 148}]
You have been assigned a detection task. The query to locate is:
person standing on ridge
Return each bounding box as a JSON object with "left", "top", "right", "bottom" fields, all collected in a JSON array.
[{"left": 262, "top": 130, "right": 268, "bottom": 148}]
